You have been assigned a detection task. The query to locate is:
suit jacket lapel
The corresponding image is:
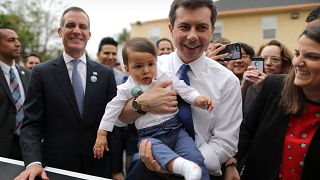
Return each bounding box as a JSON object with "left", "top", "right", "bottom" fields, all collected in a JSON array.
[
  {"left": 52, "top": 56, "right": 81, "bottom": 120},
  {"left": 83, "top": 60, "right": 98, "bottom": 119},
  {"left": 0, "top": 68, "right": 13, "bottom": 102},
  {"left": 16, "top": 65, "right": 29, "bottom": 92}
]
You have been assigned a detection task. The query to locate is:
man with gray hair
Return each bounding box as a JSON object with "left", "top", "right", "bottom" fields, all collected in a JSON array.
[{"left": 16, "top": 7, "right": 116, "bottom": 179}]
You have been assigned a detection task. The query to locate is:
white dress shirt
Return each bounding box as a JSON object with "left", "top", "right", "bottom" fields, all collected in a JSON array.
[
  {"left": 0, "top": 60, "right": 26, "bottom": 103},
  {"left": 63, "top": 52, "right": 87, "bottom": 93},
  {"left": 99, "top": 67, "right": 202, "bottom": 131},
  {"left": 157, "top": 51, "right": 243, "bottom": 176}
]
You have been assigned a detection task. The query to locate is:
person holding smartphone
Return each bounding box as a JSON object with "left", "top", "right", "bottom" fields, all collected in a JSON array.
[
  {"left": 206, "top": 37, "right": 231, "bottom": 67},
  {"left": 241, "top": 39, "right": 293, "bottom": 117},
  {"left": 225, "top": 24, "right": 320, "bottom": 180},
  {"left": 227, "top": 43, "right": 255, "bottom": 82}
]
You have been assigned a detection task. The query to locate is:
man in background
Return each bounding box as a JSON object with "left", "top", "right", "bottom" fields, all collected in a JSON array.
[
  {"left": 97, "top": 37, "right": 127, "bottom": 85},
  {"left": 0, "top": 27, "right": 30, "bottom": 160},
  {"left": 97, "top": 36, "right": 139, "bottom": 180},
  {"left": 156, "top": 38, "right": 174, "bottom": 56},
  {"left": 23, "top": 53, "right": 40, "bottom": 70}
]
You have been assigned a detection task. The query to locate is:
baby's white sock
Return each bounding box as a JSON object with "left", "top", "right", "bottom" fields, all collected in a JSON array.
[{"left": 172, "top": 157, "right": 202, "bottom": 180}]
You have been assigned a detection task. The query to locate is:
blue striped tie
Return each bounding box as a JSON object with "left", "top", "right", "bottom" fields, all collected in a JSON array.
[
  {"left": 72, "top": 59, "right": 84, "bottom": 116},
  {"left": 9, "top": 68, "right": 24, "bottom": 135},
  {"left": 177, "top": 64, "right": 195, "bottom": 140}
]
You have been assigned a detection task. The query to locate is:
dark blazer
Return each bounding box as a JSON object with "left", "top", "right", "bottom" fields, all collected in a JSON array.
[
  {"left": 20, "top": 56, "right": 117, "bottom": 178},
  {"left": 236, "top": 75, "right": 320, "bottom": 180},
  {"left": 0, "top": 64, "right": 30, "bottom": 160}
]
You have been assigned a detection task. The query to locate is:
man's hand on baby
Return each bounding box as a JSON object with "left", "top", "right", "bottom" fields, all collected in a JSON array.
[
  {"left": 139, "top": 139, "right": 164, "bottom": 173},
  {"left": 195, "top": 96, "right": 214, "bottom": 112}
]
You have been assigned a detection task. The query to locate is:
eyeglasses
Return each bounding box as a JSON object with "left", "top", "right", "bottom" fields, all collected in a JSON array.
[{"left": 262, "top": 56, "right": 282, "bottom": 64}]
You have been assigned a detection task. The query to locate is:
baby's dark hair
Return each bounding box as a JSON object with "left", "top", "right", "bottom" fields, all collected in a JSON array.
[{"left": 122, "top": 37, "right": 157, "bottom": 65}]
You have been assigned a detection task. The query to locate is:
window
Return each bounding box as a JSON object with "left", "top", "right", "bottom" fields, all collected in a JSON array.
[
  {"left": 262, "top": 17, "right": 277, "bottom": 39},
  {"left": 212, "top": 21, "right": 223, "bottom": 40},
  {"left": 148, "top": 26, "right": 160, "bottom": 43}
]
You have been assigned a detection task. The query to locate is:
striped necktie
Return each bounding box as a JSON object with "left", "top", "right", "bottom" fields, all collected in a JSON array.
[
  {"left": 72, "top": 59, "right": 84, "bottom": 116},
  {"left": 9, "top": 68, "right": 24, "bottom": 135},
  {"left": 177, "top": 64, "right": 195, "bottom": 140}
]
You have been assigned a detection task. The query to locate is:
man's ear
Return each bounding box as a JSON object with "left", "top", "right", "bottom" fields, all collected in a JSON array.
[
  {"left": 58, "top": 28, "right": 62, "bottom": 38},
  {"left": 168, "top": 23, "right": 173, "bottom": 33},
  {"left": 211, "top": 26, "right": 216, "bottom": 34}
]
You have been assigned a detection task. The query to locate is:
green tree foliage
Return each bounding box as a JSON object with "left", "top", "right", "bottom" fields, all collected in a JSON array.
[
  {"left": 117, "top": 28, "right": 130, "bottom": 44},
  {"left": 0, "top": 0, "right": 63, "bottom": 62}
]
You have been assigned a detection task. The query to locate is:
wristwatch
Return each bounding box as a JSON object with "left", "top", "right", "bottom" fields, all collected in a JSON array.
[{"left": 132, "top": 98, "right": 147, "bottom": 115}]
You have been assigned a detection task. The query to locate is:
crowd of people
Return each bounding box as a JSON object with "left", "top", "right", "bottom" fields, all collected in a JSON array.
[{"left": 0, "top": 0, "right": 319, "bottom": 180}]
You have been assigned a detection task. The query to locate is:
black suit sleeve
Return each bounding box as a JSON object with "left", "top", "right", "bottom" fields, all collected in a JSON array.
[
  {"left": 20, "top": 66, "right": 45, "bottom": 167},
  {"left": 235, "top": 75, "right": 284, "bottom": 162}
]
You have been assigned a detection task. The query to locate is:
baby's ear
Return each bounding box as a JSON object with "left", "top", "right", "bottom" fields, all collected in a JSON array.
[{"left": 124, "top": 65, "right": 129, "bottom": 73}]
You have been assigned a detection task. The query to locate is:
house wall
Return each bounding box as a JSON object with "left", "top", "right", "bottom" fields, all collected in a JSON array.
[
  {"left": 131, "top": 19, "right": 171, "bottom": 43},
  {"left": 219, "top": 10, "right": 309, "bottom": 52}
]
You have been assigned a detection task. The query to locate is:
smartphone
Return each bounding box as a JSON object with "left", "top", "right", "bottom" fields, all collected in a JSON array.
[
  {"left": 217, "top": 43, "right": 242, "bottom": 61},
  {"left": 251, "top": 57, "right": 264, "bottom": 72}
]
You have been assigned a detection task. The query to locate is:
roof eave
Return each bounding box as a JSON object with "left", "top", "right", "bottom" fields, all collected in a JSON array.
[{"left": 218, "top": 3, "right": 320, "bottom": 16}]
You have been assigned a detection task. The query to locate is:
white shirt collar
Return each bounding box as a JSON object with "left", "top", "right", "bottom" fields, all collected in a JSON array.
[
  {"left": 172, "top": 51, "right": 206, "bottom": 78},
  {"left": 63, "top": 51, "right": 87, "bottom": 64},
  {"left": 0, "top": 60, "right": 17, "bottom": 75}
]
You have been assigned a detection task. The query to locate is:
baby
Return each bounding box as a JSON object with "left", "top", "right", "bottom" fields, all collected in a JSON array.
[{"left": 94, "top": 37, "right": 213, "bottom": 180}]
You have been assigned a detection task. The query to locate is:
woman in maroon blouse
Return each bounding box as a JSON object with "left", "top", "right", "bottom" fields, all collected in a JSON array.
[{"left": 224, "top": 25, "right": 320, "bottom": 180}]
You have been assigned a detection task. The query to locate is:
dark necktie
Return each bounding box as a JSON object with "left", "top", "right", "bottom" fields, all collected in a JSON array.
[
  {"left": 9, "top": 68, "right": 24, "bottom": 135},
  {"left": 177, "top": 64, "right": 195, "bottom": 140},
  {"left": 72, "top": 59, "right": 84, "bottom": 116}
]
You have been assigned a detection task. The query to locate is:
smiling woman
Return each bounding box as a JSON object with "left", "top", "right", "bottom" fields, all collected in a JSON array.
[
  {"left": 241, "top": 39, "right": 294, "bottom": 117},
  {"left": 225, "top": 25, "right": 320, "bottom": 180},
  {"left": 282, "top": 24, "right": 320, "bottom": 112},
  {"left": 256, "top": 40, "right": 293, "bottom": 76}
]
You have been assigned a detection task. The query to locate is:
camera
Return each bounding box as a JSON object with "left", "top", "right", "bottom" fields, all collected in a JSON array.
[
  {"left": 251, "top": 57, "right": 264, "bottom": 72},
  {"left": 217, "top": 43, "right": 242, "bottom": 61}
]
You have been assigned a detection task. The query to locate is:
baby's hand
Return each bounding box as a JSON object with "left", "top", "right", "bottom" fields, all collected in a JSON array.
[
  {"left": 195, "top": 96, "right": 214, "bottom": 112},
  {"left": 93, "top": 130, "right": 109, "bottom": 159}
]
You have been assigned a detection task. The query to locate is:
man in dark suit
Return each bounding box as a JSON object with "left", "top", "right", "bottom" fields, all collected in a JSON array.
[
  {"left": 15, "top": 7, "right": 117, "bottom": 179},
  {"left": 0, "top": 27, "right": 30, "bottom": 160}
]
